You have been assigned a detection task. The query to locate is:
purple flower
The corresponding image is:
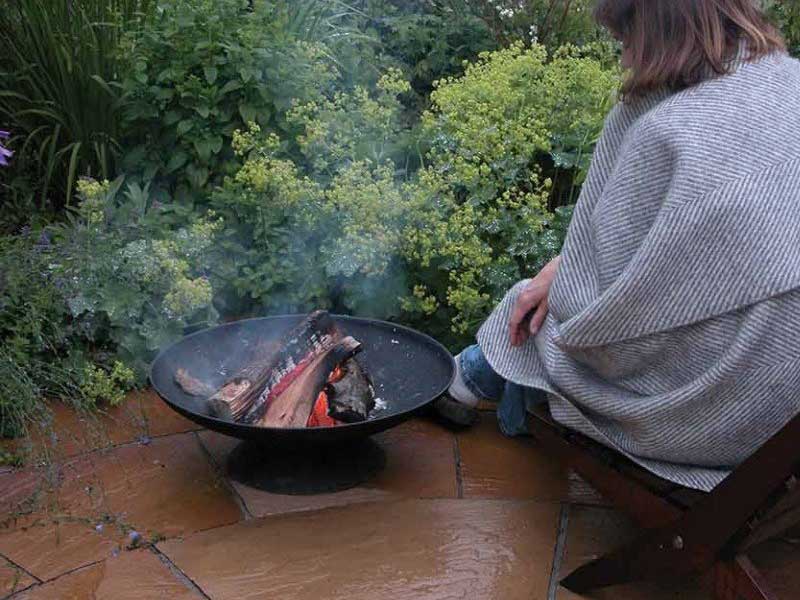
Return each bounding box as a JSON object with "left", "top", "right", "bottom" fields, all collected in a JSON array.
[
  {"left": 35, "top": 230, "right": 51, "bottom": 248},
  {"left": 0, "top": 130, "right": 12, "bottom": 167}
]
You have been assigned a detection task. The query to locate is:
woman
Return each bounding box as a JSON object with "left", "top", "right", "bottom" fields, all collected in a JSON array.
[{"left": 437, "top": 0, "right": 800, "bottom": 492}]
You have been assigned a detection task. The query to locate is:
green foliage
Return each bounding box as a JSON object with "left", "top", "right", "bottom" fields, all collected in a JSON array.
[
  {"left": 288, "top": 68, "right": 416, "bottom": 177},
  {"left": 0, "top": 173, "right": 222, "bottom": 435},
  {"left": 80, "top": 361, "right": 136, "bottom": 407},
  {"left": 769, "top": 0, "right": 800, "bottom": 56},
  {"left": 52, "top": 177, "right": 222, "bottom": 378},
  {"left": 467, "top": 0, "right": 610, "bottom": 49},
  {"left": 0, "top": 0, "right": 153, "bottom": 211},
  {"left": 216, "top": 43, "right": 617, "bottom": 345},
  {"left": 359, "top": 0, "right": 499, "bottom": 97},
  {"left": 118, "top": 0, "right": 337, "bottom": 201},
  {"left": 0, "top": 233, "right": 121, "bottom": 437},
  {"left": 2, "top": 0, "right": 621, "bottom": 436}
]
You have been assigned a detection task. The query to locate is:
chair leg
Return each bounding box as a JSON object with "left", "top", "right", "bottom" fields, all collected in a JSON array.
[
  {"left": 560, "top": 551, "right": 637, "bottom": 593},
  {"left": 560, "top": 522, "right": 712, "bottom": 593},
  {"left": 712, "top": 556, "right": 778, "bottom": 600}
]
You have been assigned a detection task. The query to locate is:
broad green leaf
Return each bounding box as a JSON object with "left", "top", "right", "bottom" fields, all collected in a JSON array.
[
  {"left": 238, "top": 103, "right": 257, "bottom": 123},
  {"left": 163, "top": 110, "right": 181, "bottom": 126},
  {"left": 203, "top": 66, "right": 218, "bottom": 85},
  {"left": 176, "top": 119, "right": 194, "bottom": 136},
  {"left": 166, "top": 151, "right": 189, "bottom": 173},
  {"left": 219, "top": 80, "right": 243, "bottom": 95},
  {"left": 194, "top": 139, "right": 213, "bottom": 162}
]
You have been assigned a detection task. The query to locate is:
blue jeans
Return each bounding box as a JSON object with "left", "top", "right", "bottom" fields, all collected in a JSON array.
[{"left": 459, "top": 344, "right": 547, "bottom": 437}]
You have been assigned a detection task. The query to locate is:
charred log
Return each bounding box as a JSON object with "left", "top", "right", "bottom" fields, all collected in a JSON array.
[
  {"left": 174, "top": 368, "right": 215, "bottom": 397},
  {"left": 326, "top": 359, "right": 375, "bottom": 423},
  {"left": 209, "top": 311, "right": 341, "bottom": 422},
  {"left": 259, "top": 336, "right": 362, "bottom": 428}
]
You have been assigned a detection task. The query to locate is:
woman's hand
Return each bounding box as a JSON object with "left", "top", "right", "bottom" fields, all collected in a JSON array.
[{"left": 508, "top": 255, "right": 561, "bottom": 347}]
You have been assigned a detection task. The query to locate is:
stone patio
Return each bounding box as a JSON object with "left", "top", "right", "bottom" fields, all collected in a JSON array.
[{"left": 1, "top": 391, "right": 797, "bottom": 599}]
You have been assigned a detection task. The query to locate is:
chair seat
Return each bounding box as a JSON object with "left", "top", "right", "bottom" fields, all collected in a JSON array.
[{"left": 527, "top": 403, "right": 703, "bottom": 506}]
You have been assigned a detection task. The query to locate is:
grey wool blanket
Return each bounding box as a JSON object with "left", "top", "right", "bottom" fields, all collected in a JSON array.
[{"left": 477, "top": 49, "right": 800, "bottom": 491}]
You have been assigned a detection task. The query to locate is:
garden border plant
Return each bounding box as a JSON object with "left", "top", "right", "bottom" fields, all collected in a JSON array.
[{"left": 2, "top": 0, "right": 796, "bottom": 460}]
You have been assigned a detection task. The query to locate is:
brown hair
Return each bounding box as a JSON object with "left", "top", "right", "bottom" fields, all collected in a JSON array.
[{"left": 594, "top": 0, "right": 786, "bottom": 99}]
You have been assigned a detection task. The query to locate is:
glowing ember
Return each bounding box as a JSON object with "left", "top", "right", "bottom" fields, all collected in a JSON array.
[
  {"left": 328, "top": 365, "right": 345, "bottom": 383},
  {"left": 307, "top": 391, "right": 340, "bottom": 427}
]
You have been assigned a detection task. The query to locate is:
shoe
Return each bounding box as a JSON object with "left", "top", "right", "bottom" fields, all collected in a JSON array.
[{"left": 431, "top": 394, "right": 480, "bottom": 429}]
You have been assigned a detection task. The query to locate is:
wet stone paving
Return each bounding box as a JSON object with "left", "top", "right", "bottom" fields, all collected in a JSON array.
[{"left": 0, "top": 391, "right": 798, "bottom": 599}]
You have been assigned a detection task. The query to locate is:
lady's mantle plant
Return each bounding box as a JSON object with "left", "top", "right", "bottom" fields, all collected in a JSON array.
[
  {"left": 54, "top": 177, "right": 221, "bottom": 380},
  {"left": 214, "top": 43, "right": 618, "bottom": 346}
]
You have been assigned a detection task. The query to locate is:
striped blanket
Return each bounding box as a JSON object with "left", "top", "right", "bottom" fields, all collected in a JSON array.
[{"left": 477, "top": 50, "right": 800, "bottom": 491}]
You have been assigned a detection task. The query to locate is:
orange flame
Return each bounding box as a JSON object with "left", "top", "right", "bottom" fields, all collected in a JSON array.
[
  {"left": 307, "top": 390, "right": 339, "bottom": 427},
  {"left": 328, "top": 365, "right": 345, "bottom": 383}
]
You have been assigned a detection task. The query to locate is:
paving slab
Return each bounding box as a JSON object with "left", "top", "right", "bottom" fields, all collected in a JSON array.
[
  {"left": 11, "top": 391, "right": 200, "bottom": 463},
  {"left": 54, "top": 432, "right": 242, "bottom": 538},
  {"left": 198, "top": 418, "right": 458, "bottom": 518},
  {"left": 458, "top": 413, "right": 595, "bottom": 503},
  {"left": 0, "top": 517, "right": 124, "bottom": 585},
  {"left": 748, "top": 539, "right": 800, "bottom": 600},
  {"left": 159, "top": 498, "right": 561, "bottom": 600},
  {"left": 0, "top": 433, "right": 240, "bottom": 581},
  {"left": 13, "top": 549, "right": 198, "bottom": 599}
]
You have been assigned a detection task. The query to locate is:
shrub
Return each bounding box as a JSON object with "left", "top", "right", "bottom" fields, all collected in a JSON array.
[
  {"left": 0, "top": 0, "right": 153, "bottom": 211},
  {"left": 0, "top": 173, "right": 223, "bottom": 436},
  {"left": 360, "top": 0, "right": 498, "bottom": 98},
  {"left": 214, "top": 43, "right": 618, "bottom": 346},
  {"left": 0, "top": 232, "right": 131, "bottom": 437},
  {"left": 769, "top": 1, "right": 800, "bottom": 56},
  {"left": 118, "top": 0, "right": 337, "bottom": 201},
  {"left": 51, "top": 177, "right": 222, "bottom": 379}
]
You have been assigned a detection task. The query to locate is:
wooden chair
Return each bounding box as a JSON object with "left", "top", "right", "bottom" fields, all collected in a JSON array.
[{"left": 527, "top": 405, "right": 800, "bottom": 600}]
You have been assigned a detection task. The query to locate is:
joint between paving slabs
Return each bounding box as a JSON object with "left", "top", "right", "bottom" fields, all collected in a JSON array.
[
  {"left": 0, "top": 550, "right": 42, "bottom": 598},
  {"left": 6, "top": 580, "right": 37, "bottom": 599},
  {"left": 546, "top": 503, "right": 571, "bottom": 600},
  {"left": 150, "top": 545, "right": 213, "bottom": 600},
  {"left": 192, "top": 431, "right": 253, "bottom": 520},
  {"left": 453, "top": 436, "right": 464, "bottom": 499}
]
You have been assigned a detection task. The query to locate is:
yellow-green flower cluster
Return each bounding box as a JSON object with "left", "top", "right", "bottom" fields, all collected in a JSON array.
[
  {"left": 232, "top": 123, "right": 280, "bottom": 158},
  {"left": 221, "top": 46, "right": 618, "bottom": 341},
  {"left": 287, "top": 69, "right": 410, "bottom": 174},
  {"left": 400, "top": 284, "right": 439, "bottom": 316},
  {"left": 377, "top": 67, "right": 412, "bottom": 95},
  {"left": 80, "top": 360, "right": 135, "bottom": 407},
  {"left": 163, "top": 276, "right": 213, "bottom": 318},
  {"left": 76, "top": 177, "right": 111, "bottom": 225},
  {"left": 423, "top": 41, "right": 618, "bottom": 190},
  {"left": 322, "top": 162, "right": 405, "bottom": 277}
]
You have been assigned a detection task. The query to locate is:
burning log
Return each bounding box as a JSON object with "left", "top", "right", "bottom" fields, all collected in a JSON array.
[
  {"left": 174, "top": 310, "right": 377, "bottom": 428},
  {"left": 326, "top": 359, "right": 375, "bottom": 423},
  {"left": 211, "top": 310, "right": 341, "bottom": 423},
  {"left": 258, "top": 336, "right": 362, "bottom": 428}
]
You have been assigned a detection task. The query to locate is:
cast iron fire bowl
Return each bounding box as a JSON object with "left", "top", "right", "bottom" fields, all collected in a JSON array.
[{"left": 149, "top": 315, "right": 455, "bottom": 446}]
